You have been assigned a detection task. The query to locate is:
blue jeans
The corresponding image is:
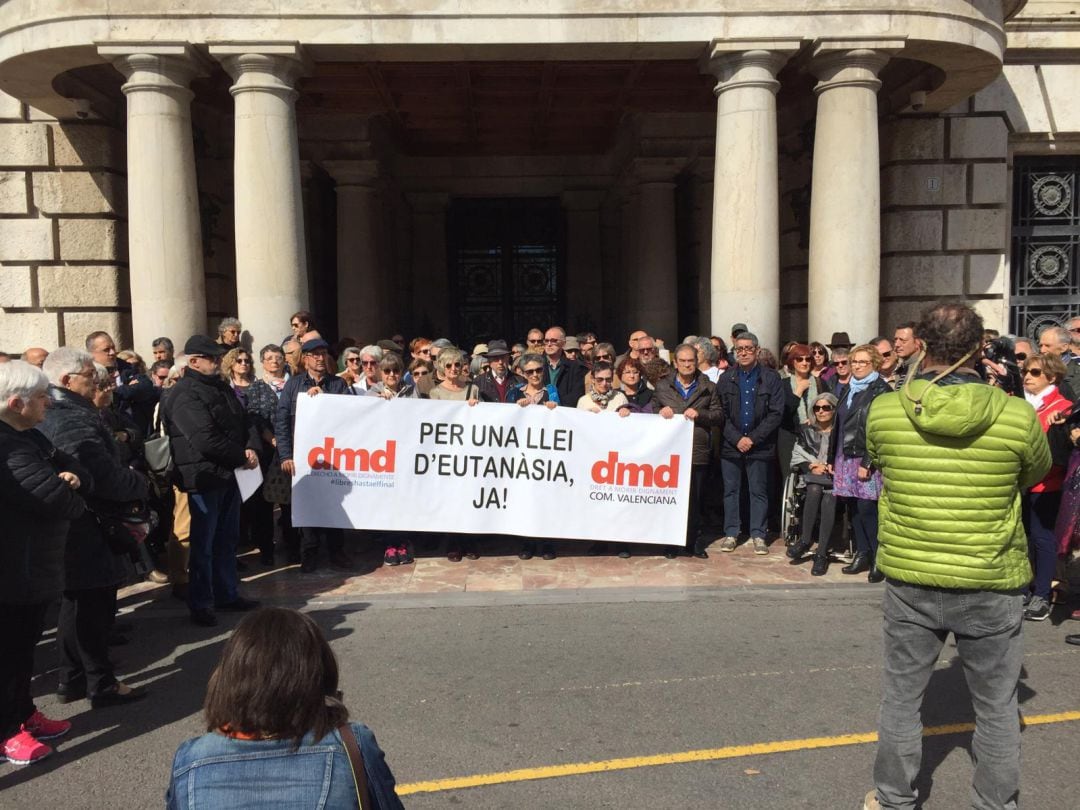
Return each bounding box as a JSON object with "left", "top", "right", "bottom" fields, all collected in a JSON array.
[
  {"left": 874, "top": 580, "right": 1024, "bottom": 810},
  {"left": 720, "top": 455, "right": 769, "bottom": 539},
  {"left": 187, "top": 482, "right": 241, "bottom": 612},
  {"left": 1023, "top": 491, "right": 1060, "bottom": 601}
]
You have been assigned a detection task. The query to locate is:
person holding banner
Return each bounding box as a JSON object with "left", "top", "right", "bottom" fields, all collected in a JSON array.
[
  {"left": 508, "top": 354, "right": 559, "bottom": 560},
  {"left": 656, "top": 343, "right": 724, "bottom": 559},
  {"left": 366, "top": 353, "right": 418, "bottom": 400},
  {"left": 576, "top": 362, "right": 627, "bottom": 413},
  {"left": 275, "top": 338, "right": 355, "bottom": 574},
  {"left": 615, "top": 358, "right": 654, "bottom": 415}
]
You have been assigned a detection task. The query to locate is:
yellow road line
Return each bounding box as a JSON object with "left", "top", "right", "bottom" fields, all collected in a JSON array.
[{"left": 396, "top": 710, "right": 1080, "bottom": 796}]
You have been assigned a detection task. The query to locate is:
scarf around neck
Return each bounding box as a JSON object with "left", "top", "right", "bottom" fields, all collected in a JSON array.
[{"left": 845, "top": 371, "right": 880, "bottom": 407}]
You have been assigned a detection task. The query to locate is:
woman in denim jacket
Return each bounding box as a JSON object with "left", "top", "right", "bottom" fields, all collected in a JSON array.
[{"left": 166, "top": 608, "right": 404, "bottom": 810}]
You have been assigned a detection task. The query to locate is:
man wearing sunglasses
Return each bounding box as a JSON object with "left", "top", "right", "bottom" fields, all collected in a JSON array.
[
  {"left": 274, "top": 338, "right": 353, "bottom": 574},
  {"left": 541, "top": 326, "right": 586, "bottom": 406},
  {"left": 872, "top": 336, "right": 900, "bottom": 389}
]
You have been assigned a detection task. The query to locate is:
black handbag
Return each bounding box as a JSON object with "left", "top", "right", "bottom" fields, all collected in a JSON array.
[{"left": 93, "top": 500, "right": 155, "bottom": 556}]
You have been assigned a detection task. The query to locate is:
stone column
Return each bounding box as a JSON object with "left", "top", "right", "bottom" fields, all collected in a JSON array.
[
  {"left": 408, "top": 192, "right": 450, "bottom": 337},
  {"left": 325, "top": 160, "right": 383, "bottom": 342},
  {"left": 629, "top": 159, "right": 684, "bottom": 345},
  {"left": 617, "top": 189, "right": 639, "bottom": 344},
  {"left": 210, "top": 44, "right": 309, "bottom": 350},
  {"left": 807, "top": 43, "right": 899, "bottom": 345},
  {"left": 99, "top": 44, "right": 208, "bottom": 354},
  {"left": 561, "top": 190, "right": 604, "bottom": 331},
  {"left": 704, "top": 41, "right": 798, "bottom": 354}
]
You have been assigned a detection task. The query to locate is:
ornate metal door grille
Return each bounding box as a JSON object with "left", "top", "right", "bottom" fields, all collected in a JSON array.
[
  {"left": 1010, "top": 157, "right": 1080, "bottom": 338},
  {"left": 448, "top": 198, "right": 564, "bottom": 347}
]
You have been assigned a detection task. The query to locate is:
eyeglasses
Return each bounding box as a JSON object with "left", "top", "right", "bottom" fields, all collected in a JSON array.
[
  {"left": 543, "top": 338, "right": 562, "bottom": 344},
  {"left": 734, "top": 346, "right": 756, "bottom": 354},
  {"left": 812, "top": 349, "right": 826, "bottom": 355},
  {"left": 347, "top": 357, "right": 361, "bottom": 363},
  {"left": 523, "top": 367, "right": 544, "bottom": 376},
  {"left": 1069, "top": 327, "right": 1080, "bottom": 334},
  {"left": 1014, "top": 352, "right": 1028, "bottom": 362},
  {"left": 1023, "top": 367, "right": 1043, "bottom": 377},
  {"left": 446, "top": 362, "right": 463, "bottom": 369},
  {"left": 639, "top": 347, "right": 657, "bottom": 354},
  {"left": 835, "top": 360, "right": 849, "bottom": 367},
  {"left": 594, "top": 376, "right": 613, "bottom": 383},
  {"left": 412, "top": 369, "right": 430, "bottom": 377},
  {"left": 383, "top": 369, "right": 400, "bottom": 375},
  {"left": 594, "top": 354, "right": 613, "bottom": 361},
  {"left": 880, "top": 350, "right": 893, "bottom": 358},
  {"left": 235, "top": 358, "right": 251, "bottom": 365},
  {"left": 527, "top": 339, "right": 543, "bottom": 345},
  {"left": 361, "top": 360, "right": 379, "bottom": 367},
  {"left": 850, "top": 359, "right": 871, "bottom": 367},
  {"left": 290, "top": 321, "right": 303, "bottom": 328},
  {"left": 417, "top": 348, "right": 431, "bottom": 356},
  {"left": 792, "top": 356, "right": 810, "bottom": 362},
  {"left": 812, "top": 404, "right": 835, "bottom": 412}
]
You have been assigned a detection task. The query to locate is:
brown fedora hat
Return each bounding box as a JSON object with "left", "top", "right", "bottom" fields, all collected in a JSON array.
[{"left": 827, "top": 331, "right": 853, "bottom": 349}]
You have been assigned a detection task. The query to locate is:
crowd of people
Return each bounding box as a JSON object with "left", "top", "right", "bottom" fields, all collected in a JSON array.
[{"left": 2, "top": 305, "right": 1079, "bottom": 779}]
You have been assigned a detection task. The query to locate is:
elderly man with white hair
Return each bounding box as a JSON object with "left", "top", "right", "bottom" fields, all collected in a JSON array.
[
  {"left": 1038, "top": 324, "right": 1080, "bottom": 400},
  {"left": 39, "top": 347, "right": 150, "bottom": 709},
  {"left": 0, "top": 360, "right": 87, "bottom": 766}
]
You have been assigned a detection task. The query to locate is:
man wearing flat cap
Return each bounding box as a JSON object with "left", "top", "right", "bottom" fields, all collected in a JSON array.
[
  {"left": 475, "top": 340, "right": 517, "bottom": 403},
  {"left": 163, "top": 335, "right": 262, "bottom": 627},
  {"left": 274, "top": 337, "right": 354, "bottom": 573}
]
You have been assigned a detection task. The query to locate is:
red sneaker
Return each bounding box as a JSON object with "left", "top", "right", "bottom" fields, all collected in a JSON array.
[
  {"left": 398, "top": 546, "right": 413, "bottom": 565},
  {"left": 22, "top": 710, "right": 71, "bottom": 741},
  {"left": 383, "top": 546, "right": 399, "bottom": 566},
  {"left": 2, "top": 730, "right": 52, "bottom": 766}
]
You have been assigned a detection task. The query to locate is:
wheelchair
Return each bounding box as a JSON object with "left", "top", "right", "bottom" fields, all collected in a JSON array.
[{"left": 780, "top": 469, "right": 853, "bottom": 560}]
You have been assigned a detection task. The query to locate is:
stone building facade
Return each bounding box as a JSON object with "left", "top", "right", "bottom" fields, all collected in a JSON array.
[{"left": 0, "top": 1, "right": 1076, "bottom": 356}]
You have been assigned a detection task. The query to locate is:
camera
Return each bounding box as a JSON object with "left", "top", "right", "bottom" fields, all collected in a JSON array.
[{"left": 981, "top": 337, "right": 1023, "bottom": 396}]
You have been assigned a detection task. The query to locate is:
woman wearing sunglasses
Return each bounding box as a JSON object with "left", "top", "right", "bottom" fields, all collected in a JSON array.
[
  {"left": 507, "top": 354, "right": 558, "bottom": 560},
  {"left": 584, "top": 342, "right": 619, "bottom": 392},
  {"left": 788, "top": 393, "right": 839, "bottom": 575},
  {"left": 1020, "top": 352, "right": 1073, "bottom": 621}
]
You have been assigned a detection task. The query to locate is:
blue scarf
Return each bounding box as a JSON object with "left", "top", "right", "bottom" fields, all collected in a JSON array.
[{"left": 845, "top": 371, "right": 880, "bottom": 407}]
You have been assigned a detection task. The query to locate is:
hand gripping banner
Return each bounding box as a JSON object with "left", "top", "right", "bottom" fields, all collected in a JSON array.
[{"left": 291, "top": 394, "right": 694, "bottom": 546}]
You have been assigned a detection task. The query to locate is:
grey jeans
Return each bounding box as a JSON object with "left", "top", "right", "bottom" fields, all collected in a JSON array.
[{"left": 874, "top": 580, "right": 1024, "bottom": 810}]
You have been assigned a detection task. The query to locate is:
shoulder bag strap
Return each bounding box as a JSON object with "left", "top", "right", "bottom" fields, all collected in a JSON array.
[{"left": 339, "top": 723, "right": 370, "bottom": 810}]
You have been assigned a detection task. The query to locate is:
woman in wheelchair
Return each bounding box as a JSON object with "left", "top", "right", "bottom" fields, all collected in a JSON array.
[{"left": 787, "top": 392, "right": 839, "bottom": 576}]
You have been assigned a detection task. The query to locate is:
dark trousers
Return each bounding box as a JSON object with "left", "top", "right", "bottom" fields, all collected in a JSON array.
[
  {"left": 188, "top": 482, "right": 242, "bottom": 612},
  {"left": 301, "top": 526, "right": 344, "bottom": 560},
  {"left": 57, "top": 586, "right": 117, "bottom": 697},
  {"left": 801, "top": 484, "right": 837, "bottom": 556},
  {"left": 0, "top": 601, "right": 50, "bottom": 739},
  {"left": 1024, "top": 490, "right": 1061, "bottom": 601},
  {"left": 686, "top": 465, "right": 707, "bottom": 552},
  {"left": 721, "top": 455, "right": 770, "bottom": 539},
  {"left": 851, "top": 497, "right": 879, "bottom": 559},
  {"left": 240, "top": 489, "right": 275, "bottom": 558}
]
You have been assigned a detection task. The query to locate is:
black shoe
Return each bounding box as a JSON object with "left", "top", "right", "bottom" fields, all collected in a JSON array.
[
  {"left": 190, "top": 608, "right": 218, "bottom": 627},
  {"left": 842, "top": 553, "right": 871, "bottom": 575},
  {"left": 56, "top": 683, "right": 87, "bottom": 704},
  {"left": 692, "top": 549, "right": 708, "bottom": 559},
  {"left": 217, "top": 597, "right": 260, "bottom": 612},
  {"left": 90, "top": 683, "right": 146, "bottom": 709},
  {"left": 518, "top": 543, "right": 535, "bottom": 560},
  {"left": 300, "top": 558, "right": 318, "bottom": 573},
  {"left": 867, "top": 565, "right": 885, "bottom": 584},
  {"left": 811, "top": 557, "right": 829, "bottom": 576},
  {"left": 664, "top": 549, "right": 678, "bottom": 559},
  {"left": 618, "top": 547, "right": 632, "bottom": 559},
  {"left": 541, "top": 544, "right": 556, "bottom": 561},
  {"left": 787, "top": 540, "right": 811, "bottom": 560},
  {"left": 1066, "top": 634, "right": 1080, "bottom": 646}
]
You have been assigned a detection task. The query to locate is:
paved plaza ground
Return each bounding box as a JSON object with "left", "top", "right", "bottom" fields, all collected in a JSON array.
[{"left": 2, "top": 535, "right": 1079, "bottom": 809}]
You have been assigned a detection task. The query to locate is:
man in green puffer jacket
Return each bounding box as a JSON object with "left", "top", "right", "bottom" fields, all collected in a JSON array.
[{"left": 861, "top": 302, "right": 1050, "bottom": 810}]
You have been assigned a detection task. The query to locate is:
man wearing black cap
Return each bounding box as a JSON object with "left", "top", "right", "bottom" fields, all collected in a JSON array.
[
  {"left": 821, "top": 331, "right": 855, "bottom": 386},
  {"left": 163, "top": 335, "right": 262, "bottom": 627},
  {"left": 475, "top": 340, "right": 516, "bottom": 403},
  {"left": 274, "top": 337, "right": 354, "bottom": 573}
]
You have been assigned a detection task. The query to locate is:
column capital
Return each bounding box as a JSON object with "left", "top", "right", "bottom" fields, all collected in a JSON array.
[
  {"left": 702, "top": 39, "right": 802, "bottom": 96},
  {"left": 324, "top": 159, "right": 380, "bottom": 189},
  {"left": 809, "top": 40, "right": 903, "bottom": 94},
  {"left": 208, "top": 43, "right": 310, "bottom": 97},
  {"left": 97, "top": 42, "right": 211, "bottom": 96}
]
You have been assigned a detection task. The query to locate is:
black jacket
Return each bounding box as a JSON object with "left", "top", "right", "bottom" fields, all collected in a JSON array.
[
  {"left": 835, "top": 376, "right": 893, "bottom": 467},
  {"left": 475, "top": 371, "right": 518, "bottom": 404},
  {"left": 0, "top": 421, "right": 87, "bottom": 604},
  {"left": 652, "top": 372, "right": 724, "bottom": 466},
  {"left": 163, "top": 371, "right": 260, "bottom": 492},
  {"left": 542, "top": 357, "right": 587, "bottom": 406},
  {"left": 38, "top": 386, "right": 149, "bottom": 591},
  {"left": 274, "top": 371, "right": 353, "bottom": 462},
  {"left": 715, "top": 364, "right": 786, "bottom": 459},
  {"left": 112, "top": 357, "right": 158, "bottom": 435}
]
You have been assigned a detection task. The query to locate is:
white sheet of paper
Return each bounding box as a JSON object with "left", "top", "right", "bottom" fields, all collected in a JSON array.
[{"left": 234, "top": 464, "right": 263, "bottom": 502}]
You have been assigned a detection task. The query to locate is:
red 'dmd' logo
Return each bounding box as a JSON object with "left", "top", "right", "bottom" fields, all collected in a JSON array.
[
  {"left": 590, "top": 452, "right": 680, "bottom": 488},
  {"left": 308, "top": 438, "right": 396, "bottom": 472}
]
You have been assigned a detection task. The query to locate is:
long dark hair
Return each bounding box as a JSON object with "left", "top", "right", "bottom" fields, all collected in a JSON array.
[{"left": 204, "top": 608, "right": 348, "bottom": 746}]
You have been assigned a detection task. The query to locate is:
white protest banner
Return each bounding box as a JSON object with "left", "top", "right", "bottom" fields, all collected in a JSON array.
[{"left": 291, "top": 394, "right": 694, "bottom": 545}]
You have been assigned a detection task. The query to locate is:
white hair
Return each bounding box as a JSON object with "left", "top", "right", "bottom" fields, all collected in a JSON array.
[
  {"left": 92, "top": 361, "right": 112, "bottom": 386},
  {"left": 0, "top": 360, "right": 49, "bottom": 415},
  {"left": 169, "top": 354, "right": 189, "bottom": 379},
  {"left": 359, "top": 345, "right": 383, "bottom": 361},
  {"left": 42, "top": 346, "right": 93, "bottom": 385}
]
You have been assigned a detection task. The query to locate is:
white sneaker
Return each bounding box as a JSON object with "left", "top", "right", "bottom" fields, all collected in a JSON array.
[
  {"left": 752, "top": 537, "right": 769, "bottom": 555},
  {"left": 863, "top": 789, "right": 880, "bottom": 810},
  {"left": 719, "top": 536, "right": 737, "bottom": 552}
]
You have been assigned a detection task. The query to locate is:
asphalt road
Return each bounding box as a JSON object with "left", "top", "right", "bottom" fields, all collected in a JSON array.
[{"left": 2, "top": 585, "right": 1078, "bottom": 809}]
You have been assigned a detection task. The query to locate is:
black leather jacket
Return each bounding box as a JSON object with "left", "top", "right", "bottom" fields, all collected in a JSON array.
[{"left": 836, "top": 377, "right": 893, "bottom": 467}]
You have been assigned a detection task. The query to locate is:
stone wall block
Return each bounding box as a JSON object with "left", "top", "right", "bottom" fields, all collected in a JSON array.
[
  {"left": 0, "top": 265, "right": 33, "bottom": 307},
  {"left": 880, "top": 301, "right": 928, "bottom": 332},
  {"left": 970, "top": 164, "right": 1007, "bottom": 205},
  {"left": 50, "top": 124, "right": 125, "bottom": 169},
  {"left": 38, "top": 265, "right": 127, "bottom": 308},
  {"left": 0, "top": 90, "right": 23, "bottom": 121},
  {"left": 948, "top": 118, "right": 1008, "bottom": 160},
  {"left": 0, "top": 123, "right": 50, "bottom": 167},
  {"left": 33, "top": 172, "right": 126, "bottom": 215},
  {"left": 971, "top": 299, "right": 1005, "bottom": 331},
  {"left": 61, "top": 311, "right": 130, "bottom": 349},
  {"left": 881, "top": 255, "right": 964, "bottom": 297},
  {"left": 946, "top": 209, "right": 1007, "bottom": 251},
  {"left": 0, "top": 218, "right": 54, "bottom": 261},
  {"left": 0, "top": 312, "right": 58, "bottom": 350},
  {"left": 968, "top": 254, "right": 1006, "bottom": 295},
  {"left": 884, "top": 210, "right": 943, "bottom": 252},
  {"left": 57, "top": 219, "right": 126, "bottom": 262},
  {"left": 882, "top": 118, "right": 944, "bottom": 162},
  {"left": 882, "top": 164, "right": 966, "bottom": 206},
  {"left": 0, "top": 170, "right": 28, "bottom": 213}
]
